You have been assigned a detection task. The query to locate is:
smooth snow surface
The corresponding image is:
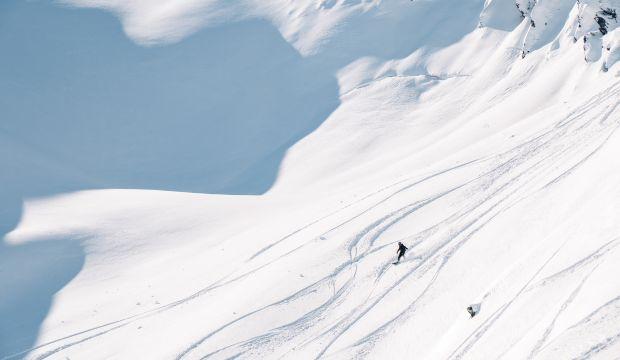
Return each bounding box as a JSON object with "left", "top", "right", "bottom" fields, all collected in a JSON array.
[{"left": 1, "top": 0, "right": 620, "bottom": 359}]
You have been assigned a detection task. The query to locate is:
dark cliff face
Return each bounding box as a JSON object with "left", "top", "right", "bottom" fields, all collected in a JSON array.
[{"left": 595, "top": 8, "right": 617, "bottom": 35}]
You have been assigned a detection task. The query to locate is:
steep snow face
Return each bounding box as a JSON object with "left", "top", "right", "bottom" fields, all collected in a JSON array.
[
  {"left": 605, "top": 28, "right": 620, "bottom": 69},
  {"left": 2, "top": 0, "right": 620, "bottom": 359}
]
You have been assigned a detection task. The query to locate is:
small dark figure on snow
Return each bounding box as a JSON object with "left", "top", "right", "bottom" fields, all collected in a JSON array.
[
  {"left": 396, "top": 242, "right": 408, "bottom": 263},
  {"left": 467, "top": 306, "right": 476, "bottom": 318},
  {"left": 467, "top": 303, "right": 480, "bottom": 318}
]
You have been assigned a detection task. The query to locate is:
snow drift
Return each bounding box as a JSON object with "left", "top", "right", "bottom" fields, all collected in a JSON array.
[{"left": 1, "top": 0, "right": 620, "bottom": 359}]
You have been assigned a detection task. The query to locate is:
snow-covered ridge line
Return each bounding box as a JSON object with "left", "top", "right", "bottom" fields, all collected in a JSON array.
[
  {"left": 64, "top": 0, "right": 620, "bottom": 72},
  {"left": 481, "top": 0, "right": 620, "bottom": 69},
  {"left": 58, "top": 0, "right": 379, "bottom": 55}
]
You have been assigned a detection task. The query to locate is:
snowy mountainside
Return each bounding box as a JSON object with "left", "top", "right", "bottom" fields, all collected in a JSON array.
[{"left": 1, "top": 0, "right": 620, "bottom": 359}]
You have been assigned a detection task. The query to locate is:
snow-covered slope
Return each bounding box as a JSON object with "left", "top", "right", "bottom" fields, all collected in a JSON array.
[{"left": 1, "top": 0, "right": 620, "bottom": 359}]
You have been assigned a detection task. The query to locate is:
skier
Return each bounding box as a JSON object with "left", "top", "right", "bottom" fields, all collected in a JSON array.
[{"left": 395, "top": 242, "right": 408, "bottom": 264}]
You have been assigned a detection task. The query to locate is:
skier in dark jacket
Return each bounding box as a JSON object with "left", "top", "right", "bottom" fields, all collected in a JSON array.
[{"left": 396, "top": 242, "right": 408, "bottom": 263}]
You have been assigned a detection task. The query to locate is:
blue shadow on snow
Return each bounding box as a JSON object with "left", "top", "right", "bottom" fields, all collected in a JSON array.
[{"left": 0, "top": 0, "right": 339, "bottom": 357}]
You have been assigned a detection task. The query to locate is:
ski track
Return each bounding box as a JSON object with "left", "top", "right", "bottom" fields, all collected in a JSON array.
[
  {"left": 16, "top": 81, "right": 620, "bottom": 359},
  {"left": 526, "top": 263, "right": 603, "bottom": 359}
]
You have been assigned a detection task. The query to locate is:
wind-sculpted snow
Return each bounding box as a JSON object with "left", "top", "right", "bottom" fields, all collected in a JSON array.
[{"left": 2, "top": 0, "right": 620, "bottom": 359}]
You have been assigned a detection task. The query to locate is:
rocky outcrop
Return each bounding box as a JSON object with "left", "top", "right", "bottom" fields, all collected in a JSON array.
[{"left": 480, "top": 0, "right": 619, "bottom": 70}]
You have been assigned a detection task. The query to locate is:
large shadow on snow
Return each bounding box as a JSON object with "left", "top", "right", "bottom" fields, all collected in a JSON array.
[
  {"left": 0, "top": 0, "right": 340, "bottom": 357},
  {"left": 0, "top": 0, "right": 484, "bottom": 357},
  {"left": 0, "top": 218, "right": 85, "bottom": 358},
  {"left": 0, "top": 2, "right": 340, "bottom": 196}
]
